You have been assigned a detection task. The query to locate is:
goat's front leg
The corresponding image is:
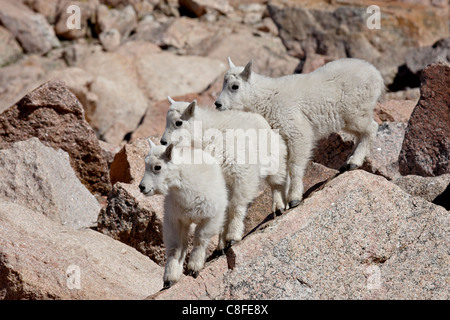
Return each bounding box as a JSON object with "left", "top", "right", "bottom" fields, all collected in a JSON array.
[{"left": 163, "top": 219, "right": 190, "bottom": 289}]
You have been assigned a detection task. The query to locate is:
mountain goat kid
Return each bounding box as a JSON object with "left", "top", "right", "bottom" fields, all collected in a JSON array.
[
  {"left": 215, "top": 58, "right": 384, "bottom": 208},
  {"left": 139, "top": 140, "right": 227, "bottom": 289},
  {"left": 161, "top": 98, "right": 288, "bottom": 248}
]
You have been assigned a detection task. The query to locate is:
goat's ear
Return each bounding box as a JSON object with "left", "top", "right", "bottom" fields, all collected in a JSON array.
[
  {"left": 240, "top": 59, "right": 253, "bottom": 81},
  {"left": 182, "top": 100, "right": 196, "bottom": 119},
  {"left": 227, "top": 57, "right": 236, "bottom": 68},
  {"left": 164, "top": 143, "right": 174, "bottom": 161}
]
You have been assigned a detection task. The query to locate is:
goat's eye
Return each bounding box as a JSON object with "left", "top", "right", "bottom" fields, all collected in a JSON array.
[
  {"left": 175, "top": 120, "right": 182, "bottom": 127},
  {"left": 231, "top": 84, "right": 239, "bottom": 90},
  {"left": 154, "top": 165, "right": 161, "bottom": 171}
]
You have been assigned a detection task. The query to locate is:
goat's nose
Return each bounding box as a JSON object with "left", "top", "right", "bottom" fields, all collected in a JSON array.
[
  {"left": 139, "top": 183, "right": 146, "bottom": 193},
  {"left": 214, "top": 101, "right": 222, "bottom": 109},
  {"left": 160, "top": 139, "right": 167, "bottom": 145}
]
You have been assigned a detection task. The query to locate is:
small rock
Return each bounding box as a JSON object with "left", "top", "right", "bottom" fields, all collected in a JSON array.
[
  {"left": 0, "top": 0, "right": 60, "bottom": 54},
  {"left": 0, "top": 26, "right": 22, "bottom": 67},
  {"left": 99, "top": 29, "right": 122, "bottom": 52},
  {"left": 405, "top": 37, "right": 450, "bottom": 75},
  {"left": 362, "top": 122, "right": 408, "bottom": 179},
  {"left": 96, "top": 4, "right": 138, "bottom": 40},
  {"left": 374, "top": 100, "right": 416, "bottom": 124},
  {"left": 179, "top": 0, "right": 233, "bottom": 17},
  {"left": 132, "top": 52, "right": 227, "bottom": 101},
  {"left": 393, "top": 174, "right": 450, "bottom": 205},
  {"left": 54, "top": 0, "right": 99, "bottom": 40},
  {"left": 110, "top": 138, "right": 151, "bottom": 186},
  {"left": 98, "top": 140, "right": 122, "bottom": 168},
  {"left": 26, "top": 0, "right": 60, "bottom": 24}
]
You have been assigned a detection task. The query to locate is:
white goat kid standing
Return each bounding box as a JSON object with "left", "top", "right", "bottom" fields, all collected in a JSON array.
[
  {"left": 139, "top": 140, "right": 227, "bottom": 288},
  {"left": 215, "top": 57, "right": 384, "bottom": 208},
  {"left": 161, "top": 98, "right": 288, "bottom": 248}
]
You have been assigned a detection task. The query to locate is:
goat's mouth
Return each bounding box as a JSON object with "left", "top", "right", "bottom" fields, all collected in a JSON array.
[{"left": 142, "top": 188, "right": 155, "bottom": 196}]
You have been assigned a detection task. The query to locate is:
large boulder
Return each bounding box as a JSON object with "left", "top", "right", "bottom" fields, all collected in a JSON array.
[
  {"left": 0, "top": 138, "right": 100, "bottom": 230},
  {"left": 97, "top": 182, "right": 166, "bottom": 266},
  {"left": 268, "top": 0, "right": 449, "bottom": 84},
  {"left": 398, "top": 63, "right": 450, "bottom": 177},
  {"left": 0, "top": 202, "right": 163, "bottom": 299},
  {"left": 0, "top": 80, "right": 111, "bottom": 195},
  {"left": 153, "top": 170, "right": 449, "bottom": 299}
]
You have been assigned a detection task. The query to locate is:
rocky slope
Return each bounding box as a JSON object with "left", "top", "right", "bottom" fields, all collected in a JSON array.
[{"left": 0, "top": 0, "right": 449, "bottom": 300}]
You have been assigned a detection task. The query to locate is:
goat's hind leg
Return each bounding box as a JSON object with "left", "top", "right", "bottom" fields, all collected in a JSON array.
[
  {"left": 225, "top": 172, "right": 260, "bottom": 247},
  {"left": 342, "top": 118, "right": 378, "bottom": 171},
  {"left": 188, "top": 218, "right": 222, "bottom": 278},
  {"left": 286, "top": 136, "right": 312, "bottom": 208}
]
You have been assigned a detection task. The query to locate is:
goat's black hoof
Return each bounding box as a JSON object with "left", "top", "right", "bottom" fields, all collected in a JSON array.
[
  {"left": 288, "top": 200, "right": 301, "bottom": 209},
  {"left": 339, "top": 163, "right": 359, "bottom": 173},
  {"left": 212, "top": 249, "right": 225, "bottom": 257},
  {"left": 188, "top": 270, "right": 199, "bottom": 278},
  {"left": 226, "top": 240, "right": 236, "bottom": 249},
  {"left": 163, "top": 280, "right": 174, "bottom": 289},
  {"left": 274, "top": 208, "right": 285, "bottom": 216}
]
